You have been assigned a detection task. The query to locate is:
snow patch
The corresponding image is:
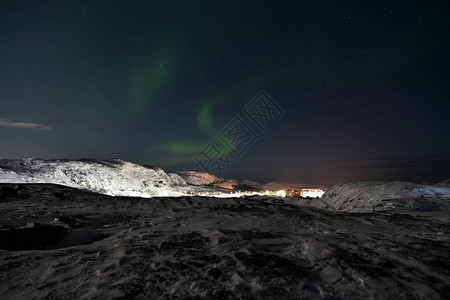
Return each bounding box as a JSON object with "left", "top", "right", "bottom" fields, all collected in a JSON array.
[{"left": 322, "top": 181, "right": 450, "bottom": 212}]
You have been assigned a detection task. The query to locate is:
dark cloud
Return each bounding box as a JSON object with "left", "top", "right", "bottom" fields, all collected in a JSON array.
[{"left": 0, "top": 118, "right": 53, "bottom": 130}]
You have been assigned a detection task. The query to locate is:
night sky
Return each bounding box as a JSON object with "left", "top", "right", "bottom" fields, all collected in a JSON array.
[{"left": 1, "top": 0, "right": 449, "bottom": 186}]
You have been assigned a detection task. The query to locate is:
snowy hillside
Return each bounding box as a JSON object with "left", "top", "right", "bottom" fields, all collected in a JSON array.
[
  {"left": 176, "top": 171, "right": 222, "bottom": 186},
  {"left": 0, "top": 159, "right": 311, "bottom": 198},
  {"left": 175, "top": 171, "right": 320, "bottom": 192},
  {"left": 0, "top": 158, "right": 216, "bottom": 198},
  {"left": 176, "top": 171, "right": 258, "bottom": 191},
  {"left": 321, "top": 181, "right": 450, "bottom": 212}
]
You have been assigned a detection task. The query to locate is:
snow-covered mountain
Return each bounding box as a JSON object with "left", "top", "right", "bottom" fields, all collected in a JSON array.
[
  {"left": 175, "top": 171, "right": 250, "bottom": 190},
  {"left": 176, "top": 171, "right": 222, "bottom": 186},
  {"left": 175, "top": 170, "right": 322, "bottom": 192},
  {"left": 321, "top": 181, "right": 450, "bottom": 212},
  {"left": 0, "top": 158, "right": 312, "bottom": 198},
  {"left": 2, "top": 159, "right": 448, "bottom": 212},
  {"left": 0, "top": 158, "right": 218, "bottom": 198}
]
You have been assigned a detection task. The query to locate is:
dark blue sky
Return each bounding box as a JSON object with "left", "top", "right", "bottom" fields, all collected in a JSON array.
[{"left": 1, "top": 0, "right": 449, "bottom": 186}]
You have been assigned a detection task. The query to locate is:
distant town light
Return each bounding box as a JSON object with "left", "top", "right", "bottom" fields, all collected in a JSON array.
[{"left": 276, "top": 190, "right": 287, "bottom": 197}]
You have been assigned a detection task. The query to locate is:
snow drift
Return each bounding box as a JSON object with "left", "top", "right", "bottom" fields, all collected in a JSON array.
[{"left": 321, "top": 181, "right": 450, "bottom": 212}]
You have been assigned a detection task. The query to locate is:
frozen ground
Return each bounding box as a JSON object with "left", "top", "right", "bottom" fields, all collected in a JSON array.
[{"left": 1, "top": 184, "right": 449, "bottom": 299}]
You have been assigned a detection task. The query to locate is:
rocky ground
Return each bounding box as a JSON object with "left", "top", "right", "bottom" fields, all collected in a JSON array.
[{"left": 1, "top": 183, "right": 449, "bottom": 299}]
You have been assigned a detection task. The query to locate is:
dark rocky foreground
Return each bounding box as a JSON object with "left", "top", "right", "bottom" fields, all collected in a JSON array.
[{"left": 0, "top": 184, "right": 449, "bottom": 299}]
